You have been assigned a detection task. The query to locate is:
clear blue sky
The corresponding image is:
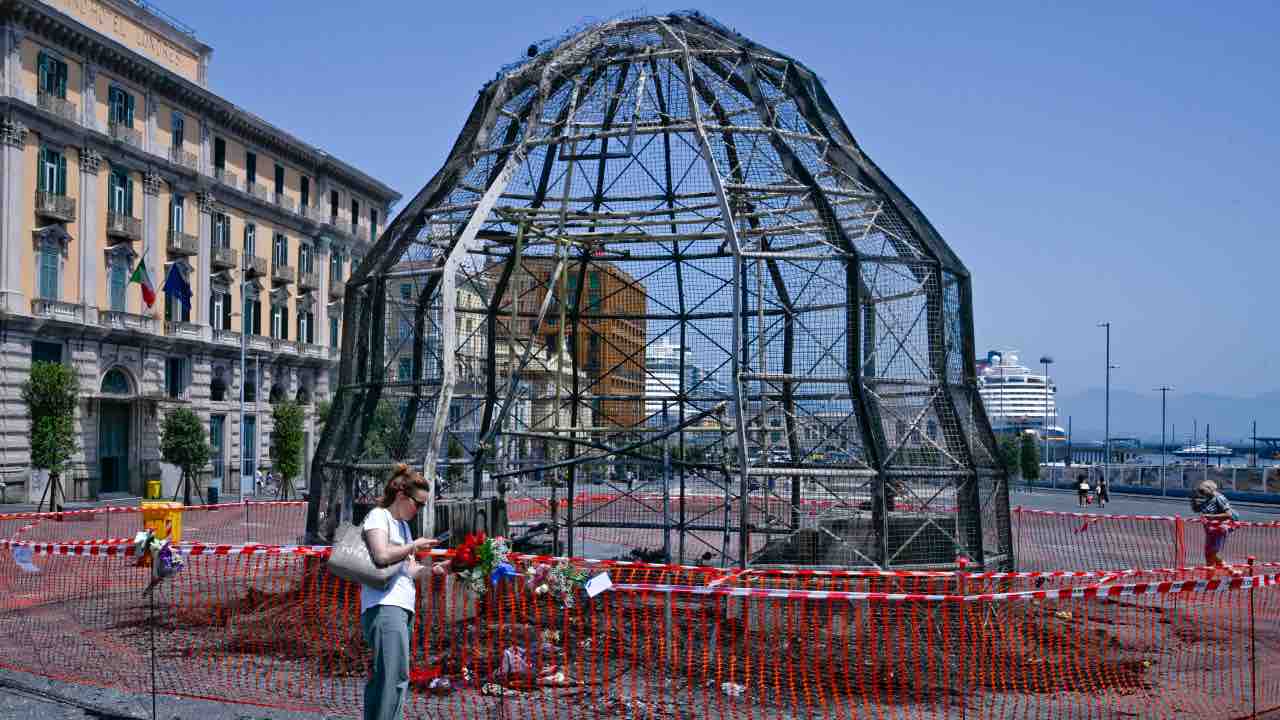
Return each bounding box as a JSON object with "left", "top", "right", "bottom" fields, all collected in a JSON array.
[{"left": 162, "top": 0, "right": 1279, "bottom": 397}]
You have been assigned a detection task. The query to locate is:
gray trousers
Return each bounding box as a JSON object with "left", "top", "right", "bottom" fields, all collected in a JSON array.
[{"left": 361, "top": 605, "right": 412, "bottom": 720}]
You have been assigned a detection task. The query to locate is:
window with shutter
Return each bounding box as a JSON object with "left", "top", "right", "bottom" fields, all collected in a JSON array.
[
  {"left": 39, "top": 245, "right": 59, "bottom": 299},
  {"left": 171, "top": 195, "right": 184, "bottom": 233},
  {"left": 214, "top": 138, "right": 226, "bottom": 169},
  {"left": 246, "top": 152, "right": 256, "bottom": 185},
  {"left": 301, "top": 177, "right": 310, "bottom": 208},
  {"left": 172, "top": 113, "right": 184, "bottom": 149},
  {"left": 110, "top": 259, "right": 127, "bottom": 310},
  {"left": 274, "top": 164, "right": 284, "bottom": 195},
  {"left": 244, "top": 223, "right": 256, "bottom": 256},
  {"left": 330, "top": 317, "right": 339, "bottom": 348}
]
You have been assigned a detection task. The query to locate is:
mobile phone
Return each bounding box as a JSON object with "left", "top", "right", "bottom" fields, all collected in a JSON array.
[{"left": 433, "top": 530, "right": 452, "bottom": 544}]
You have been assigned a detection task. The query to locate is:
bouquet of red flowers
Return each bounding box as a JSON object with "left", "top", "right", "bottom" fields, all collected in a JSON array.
[{"left": 449, "top": 532, "right": 517, "bottom": 595}]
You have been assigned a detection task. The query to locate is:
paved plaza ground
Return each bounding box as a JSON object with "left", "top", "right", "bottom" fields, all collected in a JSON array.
[{"left": 1, "top": 488, "right": 1275, "bottom": 719}]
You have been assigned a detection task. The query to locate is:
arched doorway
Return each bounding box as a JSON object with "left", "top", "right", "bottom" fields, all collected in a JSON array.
[{"left": 98, "top": 367, "right": 134, "bottom": 494}]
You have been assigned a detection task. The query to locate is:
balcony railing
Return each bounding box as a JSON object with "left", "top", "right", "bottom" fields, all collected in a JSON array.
[
  {"left": 247, "top": 182, "right": 271, "bottom": 201},
  {"left": 34, "top": 191, "right": 76, "bottom": 222},
  {"left": 303, "top": 205, "right": 325, "bottom": 223},
  {"left": 37, "top": 90, "right": 77, "bottom": 122},
  {"left": 164, "top": 320, "right": 202, "bottom": 338},
  {"left": 272, "top": 339, "right": 300, "bottom": 355},
  {"left": 353, "top": 223, "right": 369, "bottom": 242},
  {"left": 298, "top": 271, "right": 319, "bottom": 290},
  {"left": 99, "top": 310, "right": 155, "bottom": 333},
  {"left": 328, "top": 280, "right": 346, "bottom": 300},
  {"left": 211, "top": 245, "right": 239, "bottom": 269},
  {"left": 30, "top": 298, "right": 82, "bottom": 321},
  {"left": 214, "top": 167, "right": 239, "bottom": 190},
  {"left": 211, "top": 329, "right": 241, "bottom": 347},
  {"left": 169, "top": 146, "right": 198, "bottom": 170},
  {"left": 274, "top": 194, "right": 295, "bottom": 213},
  {"left": 303, "top": 344, "right": 326, "bottom": 359},
  {"left": 106, "top": 211, "right": 142, "bottom": 241},
  {"left": 166, "top": 228, "right": 198, "bottom": 256},
  {"left": 108, "top": 121, "right": 142, "bottom": 148},
  {"left": 248, "top": 334, "right": 273, "bottom": 352},
  {"left": 271, "top": 263, "right": 295, "bottom": 284},
  {"left": 242, "top": 255, "right": 268, "bottom": 277}
]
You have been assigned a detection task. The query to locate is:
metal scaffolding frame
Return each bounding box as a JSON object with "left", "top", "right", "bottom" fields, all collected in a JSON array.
[{"left": 306, "top": 12, "right": 1012, "bottom": 570}]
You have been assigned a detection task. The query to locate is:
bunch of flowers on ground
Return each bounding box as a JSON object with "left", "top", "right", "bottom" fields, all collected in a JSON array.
[
  {"left": 449, "top": 532, "right": 517, "bottom": 596},
  {"left": 524, "top": 560, "right": 589, "bottom": 608}
]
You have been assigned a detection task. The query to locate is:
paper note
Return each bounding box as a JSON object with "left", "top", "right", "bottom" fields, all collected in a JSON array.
[
  {"left": 584, "top": 572, "right": 613, "bottom": 598},
  {"left": 11, "top": 545, "right": 39, "bottom": 574}
]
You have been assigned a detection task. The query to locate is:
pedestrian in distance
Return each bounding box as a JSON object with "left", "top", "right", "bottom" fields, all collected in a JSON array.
[
  {"left": 360, "top": 463, "right": 440, "bottom": 720},
  {"left": 1096, "top": 473, "right": 1110, "bottom": 507},
  {"left": 1190, "top": 480, "right": 1239, "bottom": 572},
  {"left": 1076, "top": 473, "right": 1091, "bottom": 507}
]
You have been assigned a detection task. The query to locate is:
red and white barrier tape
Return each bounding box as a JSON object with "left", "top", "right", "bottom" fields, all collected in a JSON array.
[
  {"left": 0, "top": 500, "right": 306, "bottom": 522},
  {"left": 611, "top": 572, "right": 1280, "bottom": 602}
]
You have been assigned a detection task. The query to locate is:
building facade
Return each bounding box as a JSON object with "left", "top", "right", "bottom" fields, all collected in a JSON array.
[
  {"left": 1, "top": 0, "right": 399, "bottom": 501},
  {"left": 490, "top": 257, "right": 646, "bottom": 430}
]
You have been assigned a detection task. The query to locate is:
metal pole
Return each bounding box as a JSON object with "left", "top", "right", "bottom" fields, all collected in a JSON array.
[
  {"left": 238, "top": 287, "right": 247, "bottom": 500},
  {"left": 1155, "top": 386, "right": 1172, "bottom": 496},
  {"left": 1040, "top": 356, "right": 1052, "bottom": 469},
  {"left": 662, "top": 400, "right": 671, "bottom": 562},
  {"left": 1098, "top": 322, "right": 1110, "bottom": 493}
]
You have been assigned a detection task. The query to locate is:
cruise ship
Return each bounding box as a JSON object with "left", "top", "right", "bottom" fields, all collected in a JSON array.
[{"left": 976, "top": 351, "right": 1063, "bottom": 438}]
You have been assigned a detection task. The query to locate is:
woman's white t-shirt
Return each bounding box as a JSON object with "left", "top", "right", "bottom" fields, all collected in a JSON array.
[{"left": 359, "top": 507, "right": 416, "bottom": 614}]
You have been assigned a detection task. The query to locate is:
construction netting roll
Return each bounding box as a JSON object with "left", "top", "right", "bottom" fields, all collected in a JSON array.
[{"left": 0, "top": 504, "right": 1278, "bottom": 719}]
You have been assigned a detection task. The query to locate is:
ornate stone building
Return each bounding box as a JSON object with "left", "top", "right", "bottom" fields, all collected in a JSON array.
[{"left": 0, "top": 0, "right": 399, "bottom": 501}]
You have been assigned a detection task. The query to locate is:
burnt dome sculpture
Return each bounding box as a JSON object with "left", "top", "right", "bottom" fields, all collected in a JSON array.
[{"left": 308, "top": 12, "right": 1010, "bottom": 570}]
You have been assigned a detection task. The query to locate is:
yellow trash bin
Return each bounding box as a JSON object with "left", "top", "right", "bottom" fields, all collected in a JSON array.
[
  {"left": 145, "top": 480, "right": 162, "bottom": 500},
  {"left": 141, "top": 501, "right": 182, "bottom": 543}
]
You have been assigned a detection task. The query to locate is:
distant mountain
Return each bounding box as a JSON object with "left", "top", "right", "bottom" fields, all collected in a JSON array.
[{"left": 1052, "top": 388, "right": 1280, "bottom": 444}]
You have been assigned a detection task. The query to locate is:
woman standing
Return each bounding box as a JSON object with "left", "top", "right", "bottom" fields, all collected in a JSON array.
[
  {"left": 361, "top": 464, "right": 438, "bottom": 720},
  {"left": 1076, "top": 473, "right": 1091, "bottom": 507}
]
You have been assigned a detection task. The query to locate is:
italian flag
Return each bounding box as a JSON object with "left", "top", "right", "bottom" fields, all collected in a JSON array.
[{"left": 129, "top": 258, "right": 156, "bottom": 308}]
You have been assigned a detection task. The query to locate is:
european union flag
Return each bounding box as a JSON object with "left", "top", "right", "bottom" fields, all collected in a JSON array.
[{"left": 162, "top": 262, "right": 192, "bottom": 313}]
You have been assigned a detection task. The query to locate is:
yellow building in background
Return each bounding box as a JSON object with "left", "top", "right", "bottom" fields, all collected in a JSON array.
[{"left": 0, "top": 0, "right": 399, "bottom": 501}]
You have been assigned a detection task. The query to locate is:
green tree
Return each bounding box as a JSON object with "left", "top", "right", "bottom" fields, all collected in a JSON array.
[
  {"left": 316, "top": 399, "right": 332, "bottom": 427},
  {"left": 160, "top": 407, "right": 211, "bottom": 506},
  {"left": 269, "top": 400, "right": 305, "bottom": 498},
  {"left": 446, "top": 436, "right": 465, "bottom": 486},
  {"left": 362, "top": 399, "right": 406, "bottom": 459},
  {"left": 1020, "top": 432, "right": 1041, "bottom": 481},
  {"left": 22, "top": 361, "right": 80, "bottom": 511},
  {"left": 996, "top": 434, "right": 1020, "bottom": 479}
]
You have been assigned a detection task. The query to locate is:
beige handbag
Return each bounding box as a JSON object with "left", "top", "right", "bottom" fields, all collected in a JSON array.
[{"left": 325, "top": 521, "right": 401, "bottom": 590}]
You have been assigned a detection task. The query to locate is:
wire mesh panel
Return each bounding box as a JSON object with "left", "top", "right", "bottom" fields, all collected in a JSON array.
[{"left": 308, "top": 12, "right": 1010, "bottom": 570}]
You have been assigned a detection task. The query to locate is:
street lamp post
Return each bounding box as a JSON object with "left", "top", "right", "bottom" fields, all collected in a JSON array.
[
  {"left": 1040, "top": 355, "right": 1053, "bottom": 468},
  {"left": 1154, "top": 385, "right": 1173, "bottom": 496},
  {"left": 1097, "top": 322, "right": 1111, "bottom": 491}
]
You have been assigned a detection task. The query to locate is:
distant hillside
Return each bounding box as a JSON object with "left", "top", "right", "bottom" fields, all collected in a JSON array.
[{"left": 1051, "top": 389, "right": 1280, "bottom": 444}]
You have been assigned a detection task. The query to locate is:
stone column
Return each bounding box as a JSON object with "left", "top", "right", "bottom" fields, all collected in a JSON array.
[
  {"left": 81, "top": 63, "right": 97, "bottom": 131},
  {"left": 199, "top": 117, "right": 210, "bottom": 175},
  {"left": 0, "top": 116, "right": 27, "bottom": 314},
  {"left": 78, "top": 148, "right": 102, "bottom": 323},
  {"left": 3, "top": 25, "right": 27, "bottom": 102},
  {"left": 142, "top": 172, "right": 161, "bottom": 320},
  {"left": 314, "top": 236, "right": 329, "bottom": 348},
  {"left": 144, "top": 90, "right": 157, "bottom": 155},
  {"left": 196, "top": 191, "right": 213, "bottom": 336}
]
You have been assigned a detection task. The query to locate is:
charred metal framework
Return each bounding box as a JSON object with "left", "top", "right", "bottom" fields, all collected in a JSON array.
[{"left": 307, "top": 13, "right": 1011, "bottom": 570}]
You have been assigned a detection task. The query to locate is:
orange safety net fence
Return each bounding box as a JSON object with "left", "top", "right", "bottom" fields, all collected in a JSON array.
[{"left": 0, "top": 506, "right": 1278, "bottom": 718}]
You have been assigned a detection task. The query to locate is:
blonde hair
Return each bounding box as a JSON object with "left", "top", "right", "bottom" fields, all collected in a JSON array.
[
  {"left": 377, "top": 462, "right": 428, "bottom": 508},
  {"left": 1195, "top": 480, "right": 1218, "bottom": 496}
]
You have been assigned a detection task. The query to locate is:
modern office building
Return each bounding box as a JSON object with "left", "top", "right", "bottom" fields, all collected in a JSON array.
[
  {"left": 0, "top": 0, "right": 399, "bottom": 501},
  {"left": 488, "top": 257, "right": 646, "bottom": 429}
]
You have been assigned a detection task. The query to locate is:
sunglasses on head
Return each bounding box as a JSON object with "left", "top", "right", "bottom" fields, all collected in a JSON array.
[{"left": 403, "top": 491, "right": 427, "bottom": 509}]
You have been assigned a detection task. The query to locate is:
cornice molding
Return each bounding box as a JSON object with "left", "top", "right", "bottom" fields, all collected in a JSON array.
[
  {"left": 6, "top": 0, "right": 399, "bottom": 203},
  {"left": 1, "top": 115, "right": 27, "bottom": 147},
  {"left": 78, "top": 146, "right": 103, "bottom": 174}
]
